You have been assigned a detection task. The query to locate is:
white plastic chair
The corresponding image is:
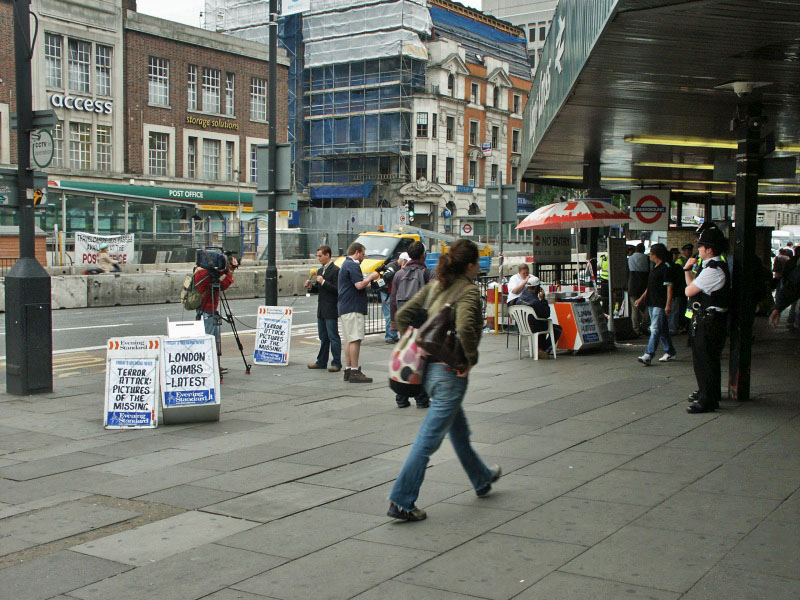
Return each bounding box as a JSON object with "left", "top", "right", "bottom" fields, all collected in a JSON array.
[{"left": 508, "top": 305, "right": 557, "bottom": 361}]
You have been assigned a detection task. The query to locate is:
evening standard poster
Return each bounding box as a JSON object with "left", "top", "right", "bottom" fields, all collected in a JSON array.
[
  {"left": 160, "top": 336, "right": 219, "bottom": 407},
  {"left": 104, "top": 358, "right": 158, "bottom": 429},
  {"left": 253, "top": 306, "right": 293, "bottom": 366}
]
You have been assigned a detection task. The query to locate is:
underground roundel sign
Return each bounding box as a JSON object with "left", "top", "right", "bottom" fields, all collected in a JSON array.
[{"left": 630, "top": 189, "right": 670, "bottom": 231}]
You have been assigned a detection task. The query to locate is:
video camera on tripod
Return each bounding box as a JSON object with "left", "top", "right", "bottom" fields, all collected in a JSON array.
[
  {"left": 196, "top": 247, "right": 238, "bottom": 278},
  {"left": 194, "top": 246, "right": 250, "bottom": 376}
]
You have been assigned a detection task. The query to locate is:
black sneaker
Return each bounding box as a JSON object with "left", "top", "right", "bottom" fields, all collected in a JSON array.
[
  {"left": 476, "top": 464, "right": 502, "bottom": 497},
  {"left": 416, "top": 401, "right": 430, "bottom": 409},
  {"left": 343, "top": 369, "right": 350, "bottom": 382},
  {"left": 396, "top": 398, "right": 411, "bottom": 408},
  {"left": 387, "top": 502, "right": 427, "bottom": 521}
]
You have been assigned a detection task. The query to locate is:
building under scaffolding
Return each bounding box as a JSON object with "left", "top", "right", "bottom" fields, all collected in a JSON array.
[{"left": 302, "top": 0, "right": 432, "bottom": 206}]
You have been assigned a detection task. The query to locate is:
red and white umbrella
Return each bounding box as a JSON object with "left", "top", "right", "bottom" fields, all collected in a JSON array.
[{"left": 517, "top": 199, "right": 631, "bottom": 230}]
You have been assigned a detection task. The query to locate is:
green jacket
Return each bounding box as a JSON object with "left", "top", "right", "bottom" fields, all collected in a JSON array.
[{"left": 395, "top": 275, "right": 483, "bottom": 368}]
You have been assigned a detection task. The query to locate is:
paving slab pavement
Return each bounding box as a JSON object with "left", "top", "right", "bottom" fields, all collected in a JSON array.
[{"left": 0, "top": 319, "right": 798, "bottom": 598}]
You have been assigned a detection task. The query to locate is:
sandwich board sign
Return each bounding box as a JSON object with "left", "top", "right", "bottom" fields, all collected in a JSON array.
[
  {"left": 160, "top": 335, "right": 220, "bottom": 424},
  {"left": 104, "top": 337, "right": 161, "bottom": 429},
  {"left": 253, "top": 306, "right": 293, "bottom": 366}
]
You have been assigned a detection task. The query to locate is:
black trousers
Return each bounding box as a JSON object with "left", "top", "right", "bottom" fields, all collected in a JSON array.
[{"left": 691, "top": 313, "right": 727, "bottom": 408}]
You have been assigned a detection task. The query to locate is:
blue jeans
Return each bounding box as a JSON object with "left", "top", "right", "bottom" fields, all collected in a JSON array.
[
  {"left": 389, "top": 363, "right": 493, "bottom": 511},
  {"left": 381, "top": 290, "right": 398, "bottom": 341},
  {"left": 197, "top": 310, "right": 221, "bottom": 349},
  {"left": 646, "top": 306, "right": 676, "bottom": 357},
  {"left": 315, "top": 316, "right": 341, "bottom": 368}
]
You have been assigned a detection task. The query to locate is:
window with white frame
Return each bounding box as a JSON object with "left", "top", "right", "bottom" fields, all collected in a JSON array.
[
  {"left": 69, "top": 122, "right": 91, "bottom": 170},
  {"left": 225, "top": 141, "right": 235, "bottom": 181},
  {"left": 415, "top": 154, "right": 427, "bottom": 181},
  {"left": 187, "top": 137, "right": 197, "bottom": 179},
  {"left": 491, "top": 163, "right": 498, "bottom": 183},
  {"left": 432, "top": 113, "right": 437, "bottom": 138},
  {"left": 95, "top": 45, "right": 112, "bottom": 96},
  {"left": 445, "top": 157, "right": 454, "bottom": 184},
  {"left": 148, "top": 57, "right": 169, "bottom": 106},
  {"left": 96, "top": 126, "right": 112, "bottom": 171},
  {"left": 45, "top": 33, "right": 63, "bottom": 88},
  {"left": 250, "top": 145, "right": 258, "bottom": 182},
  {"left": 148, "top": 131, "right": 169, "bottom": 176},
  {"left": 187, "top": 65, "right": 198, "bottom": 110},
  {"left": 250, "top": 77, "right": 267, "bottom": 121},
  {"left": 225, "top": 73, "right": 235, "bottom": 116},
  {"left": 203, "top": 139, "right": 220, "bottom": 180},
  {"left": 492, "top": 86, "right": 500, "bottom": 108},
  {"left": 431, "top": 154, "right": 437, "bottom": 182},
  {"left": 416, "top": 112, "right": 428, "bottom": 137},
  {"left": 447, "top": 73, "right": 454, "bottom": 95},
  {"left": 468, "top": 160, "right": 477, "bottom": 186},
  {"left": 52, "top": 122, "right": 63, "bottom": 167},
  {"left": 446, "top": 116, "right": 454, "bottom": 142},
  {"left": 513, "top": 94, "right": 521, "bottom": 114},
  {"left": 511, "top": 166, "right": 518, "bottom": 189},
  {"left": 202, "top": 68, "right": 221, "bottom": 114},
  {"left": 512, "top": 128, "right": 521, "bottom": 153},
  {"left": 68, "top": 39, "right": 90, "bottom": 93},
  {"left": 469, "top": 120, "right": 478, "bottom": 146},
  {"left": 470, "top": 82, "right": 479, "bottom": 104},
  {"left": 491, "top": 125, "right": 499, "bottom": 149}
]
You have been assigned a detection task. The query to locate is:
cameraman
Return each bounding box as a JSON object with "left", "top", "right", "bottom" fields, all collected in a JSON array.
[{"left": 195, "top": 252, "right": 238, "bottom": 368}]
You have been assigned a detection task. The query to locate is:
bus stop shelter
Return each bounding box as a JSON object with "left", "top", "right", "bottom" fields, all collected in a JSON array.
[{"left": 519, "top": 0, "right": 800, "bottom": 402}]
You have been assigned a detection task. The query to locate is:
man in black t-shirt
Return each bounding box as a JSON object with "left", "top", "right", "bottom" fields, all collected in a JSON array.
[{"left": 634, "top": 243, "right": 676, "bottom": 366}]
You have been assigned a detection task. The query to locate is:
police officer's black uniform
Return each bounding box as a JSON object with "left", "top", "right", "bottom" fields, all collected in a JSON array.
[{"left": 687, "top": 229, "right": 731, "bottom": 414}]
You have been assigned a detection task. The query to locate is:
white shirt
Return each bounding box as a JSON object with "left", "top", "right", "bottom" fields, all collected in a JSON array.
[
  {"left": 507, "top": 273, "right": 528, "bottom": 303},
  {"left": 694, "top": 257, "right": 728, "bottom": 309}
]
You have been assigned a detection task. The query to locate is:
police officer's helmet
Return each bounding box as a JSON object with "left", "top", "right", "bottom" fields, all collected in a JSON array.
[{"left": 697, "top": 226, "right": 726, "bottom": 249}]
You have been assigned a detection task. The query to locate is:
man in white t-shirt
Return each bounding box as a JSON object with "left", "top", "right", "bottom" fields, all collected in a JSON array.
[{"left": 507, "top": 263, "right": 533, "bottom": 305}]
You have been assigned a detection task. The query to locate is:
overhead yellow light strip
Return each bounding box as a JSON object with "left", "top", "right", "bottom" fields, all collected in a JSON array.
[
  {"left": 624, "top": 135, "right": 736, "bottom": 149},
  {"left": 625, "top": 136, "right": 800, "bottom": 153},
  {"left": 634, "top": 162, "right": 714, "bottom": 170}
]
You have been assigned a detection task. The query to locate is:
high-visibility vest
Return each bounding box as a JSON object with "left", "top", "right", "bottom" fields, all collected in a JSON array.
[{"left": 598, "top": 255, "right": 609, "bottom": 281}]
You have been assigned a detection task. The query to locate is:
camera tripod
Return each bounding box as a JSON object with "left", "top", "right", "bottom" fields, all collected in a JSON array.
[{"left": 209, "top": 278, "right": 252, "bottom": 378}]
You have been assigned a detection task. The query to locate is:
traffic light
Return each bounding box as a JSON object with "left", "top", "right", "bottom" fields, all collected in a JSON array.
[{"left": 407, "top": 200, "right": 415, "bottom": 222}]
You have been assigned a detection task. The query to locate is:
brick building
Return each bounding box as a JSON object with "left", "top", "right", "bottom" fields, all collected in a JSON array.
[{"left": 0, "top": 0, "right": 288, "bottom": 259}]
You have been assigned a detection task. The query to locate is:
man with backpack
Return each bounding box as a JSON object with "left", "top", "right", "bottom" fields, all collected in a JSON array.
[
  {"left": 194, "top": 253, "right": 237, "bottom": 373},
  {"left": 390, "top": 241, "right": 432, "bottom": 408}
]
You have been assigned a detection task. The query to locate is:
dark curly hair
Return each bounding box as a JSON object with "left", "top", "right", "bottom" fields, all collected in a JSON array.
[{"left": 435, "top": 239, "right": 479, "bottom": 289}]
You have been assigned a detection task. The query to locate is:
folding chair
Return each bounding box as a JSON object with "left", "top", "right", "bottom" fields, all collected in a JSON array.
[{"left": 508, "top": 305, "right": 557, "bottom": 360}]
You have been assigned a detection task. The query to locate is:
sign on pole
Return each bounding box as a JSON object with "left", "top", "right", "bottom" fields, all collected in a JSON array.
[
  {"left": 75, "top": 232, "right": 136, "bottom": 266},
  {"left": 486, "top": 185, "right": 518, "bottom": 223},
  {"left": 103, "top": 337, "right": 162, "bottom": 429},
  {"left": 630, "top": 190, "right": 670, "bottom": 231},
  {"left": 461, "top": 222, "right": 474, "bottom": 237},
  {"left": 531, "top": 230, "right": 572, "bottom": 263},
  {"left": 160, "top": 335, "right": 221, "bottom": 424},
  {"left": 398, "top": 205, "right": 407, "bottom": 226},
  {"left": 30, "top": 129, "right": 54, "bottom": 169},
  {"left": 253, "top": 306, "right": 293, "bottom": 366}
]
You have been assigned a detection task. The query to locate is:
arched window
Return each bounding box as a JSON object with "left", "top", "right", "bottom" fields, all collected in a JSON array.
[
  {"left": 468, "top": 202, "right": 480, "bottom": 215},
  {"left": 446, "top": 200, "right": 456, "bottom": 216},
  {"left": 447, "top": 73, "right": 455, "bottom": 95}
]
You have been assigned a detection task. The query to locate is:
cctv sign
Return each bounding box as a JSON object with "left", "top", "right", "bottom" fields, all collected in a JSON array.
[{"left": 630, "top": 190, "right": 670, "bottom": 231}]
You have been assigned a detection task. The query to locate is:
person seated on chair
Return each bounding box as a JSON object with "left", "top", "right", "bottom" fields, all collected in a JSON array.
[
  {"left": 507, "top": 263, "right": 533, "bottom": 306},
  {"left": 517, "top": 276, "right": 562, "bottom": 359}
]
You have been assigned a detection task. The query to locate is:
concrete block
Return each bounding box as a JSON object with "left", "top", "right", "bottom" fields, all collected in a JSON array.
[
  {"left": 52, "top": 275, "right": 88, "bottom": 309},
  {"left": 86, "top": 274, "right": 118, "bottom": 307},
  {"left": 116, "top": 272, "right": 174, "bottom": 305},
  {"left": 225, "top": 269, "right": 255, "bottom": 299}
]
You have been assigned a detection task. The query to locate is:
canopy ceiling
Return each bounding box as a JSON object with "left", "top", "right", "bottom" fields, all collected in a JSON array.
[{"left": 520, "top": 0, "right": 800, "bottom": 204}]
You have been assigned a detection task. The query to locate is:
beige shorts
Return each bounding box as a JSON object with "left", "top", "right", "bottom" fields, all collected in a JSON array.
[{"left": 340, "top": 312, "right": 366, "bottom": 343}]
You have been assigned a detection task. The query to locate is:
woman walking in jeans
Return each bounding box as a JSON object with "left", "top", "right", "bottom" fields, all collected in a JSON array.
[{"left": 387, "top": 240, "right": 501, "bottom": 521}]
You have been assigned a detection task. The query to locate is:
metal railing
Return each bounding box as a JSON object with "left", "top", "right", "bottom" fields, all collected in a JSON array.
[{"left": 0, "top": 257, "right": 18, "bottom": 277}]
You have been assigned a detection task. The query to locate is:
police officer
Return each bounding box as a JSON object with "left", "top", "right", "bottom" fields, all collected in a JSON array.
[
  {"left": 683, "top": 226, "right": 730, "bottom": 414},
  {"left": 597, "top": 252, "right": 610, "bottom": 313}
]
